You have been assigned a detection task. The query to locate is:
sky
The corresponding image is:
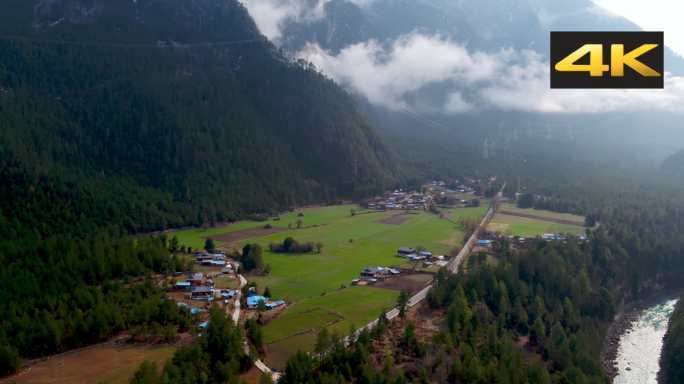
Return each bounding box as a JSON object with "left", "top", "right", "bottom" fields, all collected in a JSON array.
[{"left": 592, "top": 0, "right": 684, "bottom": 57}]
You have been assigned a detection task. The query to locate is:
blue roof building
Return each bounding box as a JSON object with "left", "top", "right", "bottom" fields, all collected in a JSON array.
[
  {"left": 246, "top": 295, "right": 268, "bottom": 308},
  {"left": 198, "top": 321, "right": 210, "bottom": 329},
  {"left": 190, "top": 308, "right": 202, "bottom": 314},
  {"left": 477, "top": 240, "right": 491, "bottom": 245}
]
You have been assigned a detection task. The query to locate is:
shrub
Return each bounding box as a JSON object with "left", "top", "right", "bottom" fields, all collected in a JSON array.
[
  {"left": 264, "top": 224, "right": 272, "bottom": 229},
  {"left": 297, "top": 212, "right": 305, "bottom": 217},
  {"left": 273, "top": 217, "right": 281, "bottom": 221}
]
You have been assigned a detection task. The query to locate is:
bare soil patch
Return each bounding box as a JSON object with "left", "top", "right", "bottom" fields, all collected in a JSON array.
[
  {"left": 497, "top": 211, "right": 585, "bottom": 226},
  {"left": 12, "top": 343, "right": 180, "bottom": 384},
  {"left": 374, "top": 216, "right": 413, "bottom": 226},
  {"left": 201, "top": 226, "right": 286, "bottom": 244},
  {"left": 440, "top": 212, "right": 452, "bottom": 221},
  {"left": 372, "top": 276, "right": 429, "bottom": 293}
]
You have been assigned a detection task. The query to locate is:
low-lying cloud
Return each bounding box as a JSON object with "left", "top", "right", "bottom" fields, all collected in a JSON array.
[
  {"left": 242, "top": 0, "right": 329, "bottom": 41},
  {"left": 297, "top": 33, "right": 684, "bottom": 114}
]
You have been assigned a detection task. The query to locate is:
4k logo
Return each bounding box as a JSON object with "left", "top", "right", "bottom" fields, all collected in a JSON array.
[{"left": 551, "top": 32, "right": 664, "bottom": 89}]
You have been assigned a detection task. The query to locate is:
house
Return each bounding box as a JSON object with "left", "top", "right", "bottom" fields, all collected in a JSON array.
[
  {"left": 211, "top": 260, "right": 226, "bottom": 266},
  {"left": 174, "top": 282, "right": 191, "bottom": 290},
  {"left": 186, "top": 273, "right": 205, "bottom": 286},
  {"left": 419, "top": 251, "right": 432, "bottom": 258},
  {"left": 221, "top": 266, "right": 233, "bottom": 274},
  {"left": 196, "top": 254, "right": 214, "bottom": 263},
  {"left": 389, "top": 269, "right": 401, "bottom": 276},
  {"left": 197, "top": 321, "right": 210, "bottom": 329},
  {"left": 398, "top": 246, "right": 416, "bottom": 255},
  {"left": 367, "top": 203, "right": 376, "bottom": 208},
  {"left": 423, "top": 261, "right": 433, "bottom": 268},
  {"left": 246, "top": 295, "right": 268, "bottom": 309},
  {"left": 360, "top": 268, "right": 377, "bottom": 277},
  {"left": 190, "top": 286, "right": 213, "bottom": 299}
]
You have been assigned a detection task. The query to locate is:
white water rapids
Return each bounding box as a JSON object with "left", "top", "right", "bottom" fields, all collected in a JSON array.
[{"left": 613, "top": 296, "right": 679, "bottom": 384}]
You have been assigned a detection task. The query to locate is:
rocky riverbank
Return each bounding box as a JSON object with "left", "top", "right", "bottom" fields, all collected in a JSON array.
[{"left": 601, "top": 289, "right": 681, "bottom": 381}]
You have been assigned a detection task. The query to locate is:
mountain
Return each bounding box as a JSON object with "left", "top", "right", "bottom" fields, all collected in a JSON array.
[
  {"left": 0, "top": 0, "right": 399, "bottom": 231},
  {"left": 281, "top": 0, "right": 377, "bottom": 55}
]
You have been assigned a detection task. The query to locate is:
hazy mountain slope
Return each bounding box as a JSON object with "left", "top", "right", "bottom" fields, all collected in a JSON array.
[
  {"left": 362, "top": 0, "right": 483, "bottom": 49},
  {"left": 0, "top": 0, "right": 399, "bottom": 230},
  {"left": 281, "top": 0, "right": 378, "bottom": 55}
]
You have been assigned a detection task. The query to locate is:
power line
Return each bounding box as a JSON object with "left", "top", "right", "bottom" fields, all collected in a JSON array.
[
  {"left": 0, "top": 34, "right": 267, "bottom": 48},
  {"left": 380, "top": 96, "right": 481, "bottom": 146}
]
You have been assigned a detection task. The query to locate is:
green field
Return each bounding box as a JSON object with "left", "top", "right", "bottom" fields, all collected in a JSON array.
[
  {"left": 170, "top": 206, "right": 369, "bottom": 250},
  {"left": 265, "top": 333, "right": 317, "bottom": 370},
  {"left": 498, "top": 203, "right": 586, "bottom": 223},
  {"left": 245, "top": 210, "right": 483, "bottom": 302},
  {"left": 263, "top": 287, "right": 399, "bottom": 343},
  {"left": 263, "top": 309, "right": 342, "bottom": 343},
  {"left": 488, "top": 211, "right": 586, "bottom": 237}
]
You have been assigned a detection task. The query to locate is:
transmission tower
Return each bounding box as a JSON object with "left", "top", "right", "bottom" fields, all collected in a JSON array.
[
  {"left": 481, "top": 138, "right": 489, "bottom": 159},
  {"left": 545, "top": 126, "right": 551, "bottom": 139},
  {"left": 567, "top": 123, "right": 574, "bottom": 139},
  {"left": 504, "top": 134, "right": 512, "bottom": 151},
  {"left": 490, "top": 140, "right": 497, "bottom": 157},
  {"left": 527, "top": 120, "right": 532, "bottom": 137},
  {"left": 513, "top": 128, "right": 518, "bottom": 141}
]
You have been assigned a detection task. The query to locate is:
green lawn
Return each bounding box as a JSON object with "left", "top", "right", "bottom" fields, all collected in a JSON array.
[
  {"left": 262, "top": 286, "right": 399, "bottom": 342},
  {"left": 243, "top": 210, "right": 483, "bottom": 301},
  {"left": 265, "top": 333, "right": 317, "bottom": 370},
  {"left": 327, "top": 238, "right": 405, "bottom": 267},
  {"left": 488, "top": 213, "right": 585, "bottom": 237},
  {"left": 170, "top": 206, "right": 369, "bottom": 251},
  {"left": 263, "top": 309, "right": 342, "bottom": 343},
  {"left": 211, "top": 276, "right": 240, "bottom": 289},
  {"left": 271, "top": 206, "right": 369, "bottom": 227}
]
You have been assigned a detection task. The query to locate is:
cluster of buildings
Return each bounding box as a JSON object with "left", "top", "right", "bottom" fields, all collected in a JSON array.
[
  {"left": 246, "top": 293, "right": 285, "bottom": 310},
  {"left": 368, "top": 191, "right": 432, "bottom": 211},
  {"left": 396, "top": 247, "right": 447, "bottom": 267},
  {"left": 195, "top": 252, "right": 228, "bottom": 267},
  {"left": 172, "top": 270, "right": 238, "bottom": 301},
  {"left": 352, "top": 266, "right": 401, "bottom": 286},
  {"left": 477, "top": 233, "right": 588, "bottom": 248}
]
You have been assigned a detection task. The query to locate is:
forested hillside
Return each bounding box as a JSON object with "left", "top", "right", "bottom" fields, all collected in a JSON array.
[
  {"left": 0, "top": 0, "right": 400, "bottom": 376},
  {"left": 660, "top": 291, "right": 684, "bottom": 384},
  {"left": 0, "top": 0, "right": 398, "bottom": 232}
]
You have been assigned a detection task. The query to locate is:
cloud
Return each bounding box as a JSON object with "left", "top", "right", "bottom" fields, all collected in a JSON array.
[
  {"left": 298, "top": 33, "right": 684, "bottom": 114},
  {"left": 242, "top": 0, "right": 330, "bottom": 41}
]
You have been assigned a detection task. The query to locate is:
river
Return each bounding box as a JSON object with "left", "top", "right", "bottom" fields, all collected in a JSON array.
[{"left": 613, "top": 296, "right": 679, "bottom": 384}]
